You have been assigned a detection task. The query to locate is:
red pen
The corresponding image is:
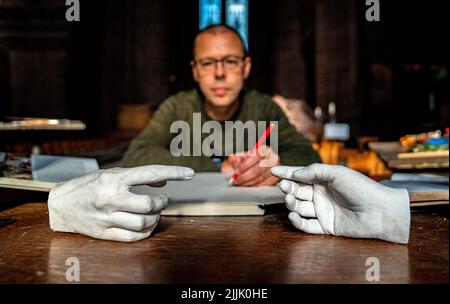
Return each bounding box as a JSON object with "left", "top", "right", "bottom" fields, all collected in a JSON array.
[{"left": 228, "top": 113, "right": 281, "bottom": 186}]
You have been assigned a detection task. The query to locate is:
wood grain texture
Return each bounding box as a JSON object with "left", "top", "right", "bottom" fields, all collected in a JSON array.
[
  {"left": 0, "top": 202, "right": 448, "bottom": 284},
  {"left": 409, "top": 191, "right": 449, "bottom": 202},
  {"left": 398, "top": 150, "right": 449, "bottom": 159}
]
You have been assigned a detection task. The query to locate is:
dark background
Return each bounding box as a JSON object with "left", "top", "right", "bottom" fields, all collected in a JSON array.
[{"left": 0, "top": 0, "right": 448, "bottom": 142}]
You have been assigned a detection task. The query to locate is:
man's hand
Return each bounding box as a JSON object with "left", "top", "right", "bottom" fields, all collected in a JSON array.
[
  {"left": 227, "top": 145, "right": 280, "bottom": 186},
  {"left": 220, "top": 158, "right": 235, "bottom": 174},
  {"left": 48, "top": 165, "right": 194, "bottom": 242},
  {"left": 271, "top": 164, "right": 410, "bottom": 244}
]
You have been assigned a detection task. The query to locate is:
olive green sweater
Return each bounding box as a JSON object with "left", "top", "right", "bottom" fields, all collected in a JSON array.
[{"left": 122, "top": 89, "right": 321, "bottom": 171}]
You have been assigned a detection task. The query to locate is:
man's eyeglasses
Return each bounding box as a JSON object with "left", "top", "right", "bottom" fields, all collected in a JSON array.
[{"left": 194, "top": 56, "right": 245, "bottom": 72}]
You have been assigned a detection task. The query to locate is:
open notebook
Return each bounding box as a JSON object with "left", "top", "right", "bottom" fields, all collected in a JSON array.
[{"left": 131, "top": 173, "right": 285, "bottom": 216}]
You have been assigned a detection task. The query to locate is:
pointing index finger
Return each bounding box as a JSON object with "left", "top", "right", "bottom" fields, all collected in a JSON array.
[{"left": 116, "top": 165, "right": 194, "bottom": 187}]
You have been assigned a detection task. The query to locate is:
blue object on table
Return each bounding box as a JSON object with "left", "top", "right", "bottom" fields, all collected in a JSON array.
[{"left": 425, "top": 137, "right": 449, "bottom": 147}]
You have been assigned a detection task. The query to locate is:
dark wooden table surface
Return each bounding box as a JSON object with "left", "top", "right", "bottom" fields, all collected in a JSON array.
[{"left": 0, "top": 202, "right": 448, "bottom": 284}]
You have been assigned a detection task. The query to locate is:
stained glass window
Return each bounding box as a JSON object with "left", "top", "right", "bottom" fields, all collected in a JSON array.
[
  {"left": 199, "top": 0, "right": 249, "bottom": 51},
  {"left": 199, "top": 0, "right": 222, "bottom": 30},
  {"left": 226, "top": 0, "right": 248, "bottom": 50}
]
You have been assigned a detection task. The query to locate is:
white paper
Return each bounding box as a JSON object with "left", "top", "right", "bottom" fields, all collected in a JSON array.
[{"left": 131, "top": 172, "right": 285, "bottom": 215}]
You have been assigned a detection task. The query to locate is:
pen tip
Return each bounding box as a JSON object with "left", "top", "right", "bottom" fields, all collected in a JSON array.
[{"left": 273, "top": 112, "right": 281, "bottom": 122}]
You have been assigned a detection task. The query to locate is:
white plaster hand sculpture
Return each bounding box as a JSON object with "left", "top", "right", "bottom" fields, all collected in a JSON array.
[
  {"left": 48, "top": 165, "right": 194, "bottom": 242},
  {"left": 271, "top": 164, "right": 410, "bottom": 244}
]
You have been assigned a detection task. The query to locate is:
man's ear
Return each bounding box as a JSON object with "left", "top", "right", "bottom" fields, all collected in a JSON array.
[
  {"left": 191, "top": 61, "right": 199, "bottom": 82},
  {"left": 243, "top": 57, "right": 252, "bottom": 79}
]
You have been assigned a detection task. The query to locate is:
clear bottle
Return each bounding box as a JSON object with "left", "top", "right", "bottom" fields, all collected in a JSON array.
[
  {"left": 328, "top": 102, "right": 337, "bottom": 123},
  {"left": 313, "top": 106, "right": 323, "bottom": 144}
]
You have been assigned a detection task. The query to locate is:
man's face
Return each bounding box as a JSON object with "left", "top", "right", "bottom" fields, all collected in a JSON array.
[{"left": 192, "top": 32, "right": 252, "bottom": 108}]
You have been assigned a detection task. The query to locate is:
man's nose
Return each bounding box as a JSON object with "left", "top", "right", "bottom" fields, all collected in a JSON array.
[{"left": 214, "top": 61, "right": 225, "bottom": 79}]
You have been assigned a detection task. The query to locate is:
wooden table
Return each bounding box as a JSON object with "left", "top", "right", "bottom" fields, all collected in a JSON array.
[{"left": 0, "top": 202, "right": 448, "bottom": 284}]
